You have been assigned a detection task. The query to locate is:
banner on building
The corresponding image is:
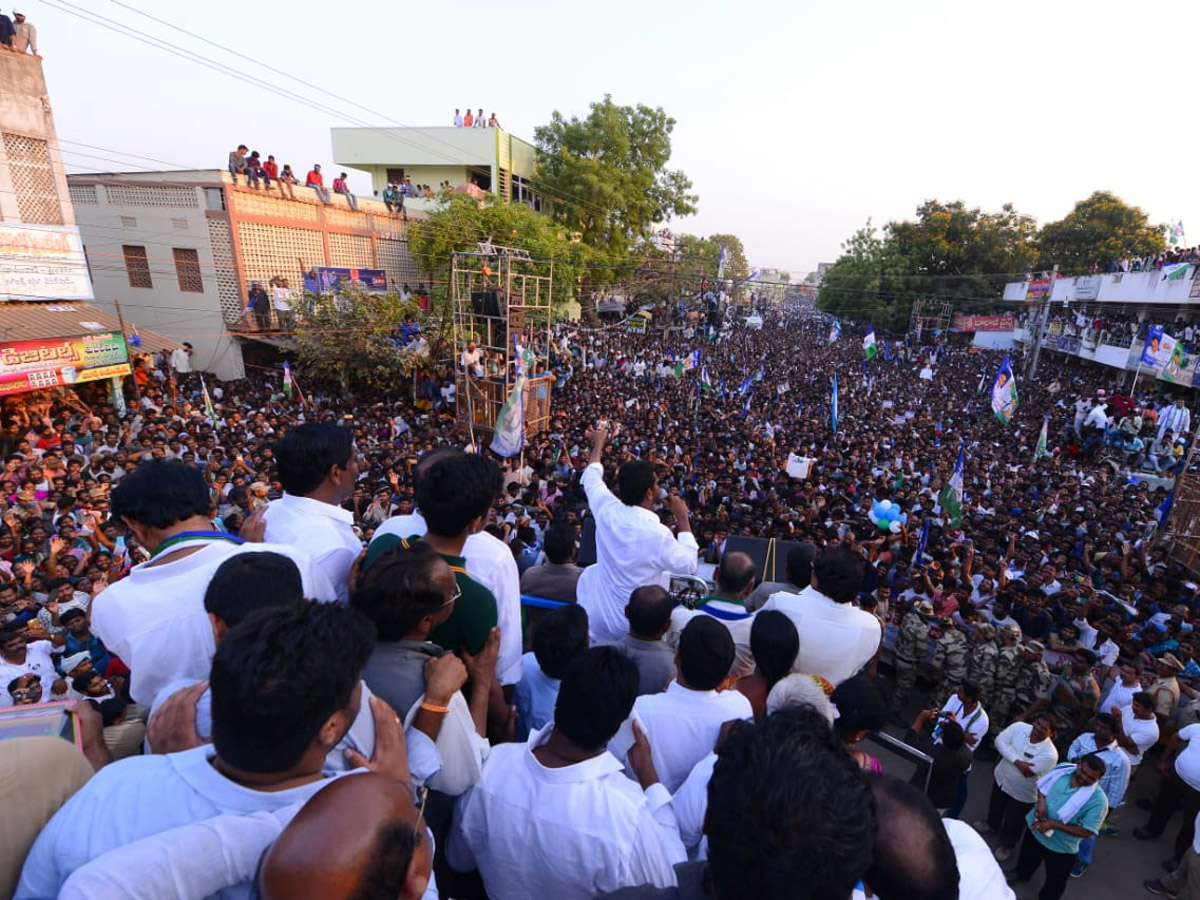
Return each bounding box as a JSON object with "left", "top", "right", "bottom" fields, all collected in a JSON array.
[
  {"left": 1025, "top": 278, "right": 1052, "bottom": 301},
  {"left": 625, "top": 317, "right": 647, "bottom": 334},
  {"left": 0, "top": 331, "right": 130, "bottom": 395},
  {"left": 1140, "top": 326, "right": 1175, "bottom": 373},
  {"left": 1190, "top": 277, "right": 1200, "bottom": 300},
  {"left": 0, "top": 224, "right": 94, "bottom": 301},
  {"left": 1074, "top": 276, "right": 1103, "bottom": 301},
  {"left": 305, "top": 267, "right": 388, "bottom": 294},
  {"left": 951, "top": 314, "right": 1016, "bottom": 332}
]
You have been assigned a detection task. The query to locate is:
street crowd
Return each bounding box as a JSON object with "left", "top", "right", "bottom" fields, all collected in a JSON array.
[{"left": 2, "top": 300, "right": 1200, "bottom": 899}]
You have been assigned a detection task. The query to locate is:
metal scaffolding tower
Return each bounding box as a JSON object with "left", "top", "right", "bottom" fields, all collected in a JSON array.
[
  {"left": 909, "top": 300, "right": 953, "bottom": 345},
  {"left": 451, "top": 243, "right": 555, "bottom": 442}
]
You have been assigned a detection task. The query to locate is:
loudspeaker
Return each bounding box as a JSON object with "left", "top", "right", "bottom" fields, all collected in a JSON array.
[{"left": 470, "top": 290, "right": 500, "bottom": 318}]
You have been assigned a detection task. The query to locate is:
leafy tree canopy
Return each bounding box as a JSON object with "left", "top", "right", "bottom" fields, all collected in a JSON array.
[{"left": 1036, "top": 190, "right": 1165, "bottom": 272}]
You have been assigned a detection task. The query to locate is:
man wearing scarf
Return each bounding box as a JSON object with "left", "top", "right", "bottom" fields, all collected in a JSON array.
[{"left": 1008, "top": 756, "right": 1108, "bottom": 900}]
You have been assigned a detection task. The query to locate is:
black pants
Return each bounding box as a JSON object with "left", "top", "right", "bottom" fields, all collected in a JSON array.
[
  {"left": 1015, "top": 829, "right": 1075, "bottom": 900},
  {"left": 1146, "top": 766, "right": 1200, "bottom": 861},
  {"left": 987, "top": 781, "right": 1034, "bottom": 849}
]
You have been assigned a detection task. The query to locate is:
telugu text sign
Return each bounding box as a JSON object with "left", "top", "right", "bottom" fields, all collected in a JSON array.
[
  {"left": 0, "top": 332, "right": 129, "bottom": 395},
  {"left": 0, "top": 224, "right": 94, "bottom": 301}
]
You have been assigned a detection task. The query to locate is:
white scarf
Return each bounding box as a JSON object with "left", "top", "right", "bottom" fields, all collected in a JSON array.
[{"left": 1037, "top": 763, "right": 1098, "bottom": 823}]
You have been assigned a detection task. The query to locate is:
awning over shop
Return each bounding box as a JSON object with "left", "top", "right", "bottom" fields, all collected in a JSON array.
[{"left": 0, "top": 301, "right": 180, "bottom": 397}]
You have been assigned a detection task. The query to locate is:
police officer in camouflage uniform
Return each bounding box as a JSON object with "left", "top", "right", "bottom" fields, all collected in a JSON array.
[
  {"left": 989, "top": 624, "right": 1024, "bottom": 737},
  {"left": 930, "top": 618, "right": 970, "bottom": 707},
  {"left": 967, "top": 622, "right": 999, "bottom": 709},
  {"left": 890, "top": 600, "right": 933, "bottom": 716},
  {"left": 1013, "top": 640, "right": 1053, "bottom": 720}
]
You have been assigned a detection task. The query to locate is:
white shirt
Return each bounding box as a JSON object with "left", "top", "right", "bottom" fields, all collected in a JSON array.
[
  {"left": 1101, "top": 679, "right": 1139, "bottom": 714},
  {"left": 1159, "top": 404, "right": 1192, "bottom": 440},
  {"left": 16, "top": 745, "right": 346, "bottom": 899},
  {"left": 90, "top": 538, "right": 336, "bottom": 706},
  {"left": 262, "top": 493, "right": 361, "bottom": 605},
  {"left": 672, "top": 751, "right": 716, "bottom": 858},
  {"left": 942, "top": 818, "right": 1016, "bottom": 900},
  {"left": 993, "top": 722, "right": 1059, "bottom": 803},
  {"left": 939, "top": 695, "right": 989, "bottom": 751},
  {"left": 762, "top": 585, "right": 882, "bottom": 684},
  {"left": 447, "top": 724, "right": 686, "bottom": 900},
  {"left": 168, "top": 347, "right": 192, "bottom": 374},
  {"left": 1176, "top": 724, "right": 1200, "bottom": 792},
  {"left": 1119, "top": 711, "right": 1160, "bottom": 766},
  {"left": 668, "top": 601, "right": 757, "bottom": 680},
  {"left": 576, "top": 462, "right": 699, "bottom": 644},
  {"left": 610, "top": 681, "right": 753, "bottom": 793},
  {"left": 0, "top": 639, "right": 58, "bottom": 699},
  {"left": 372, "top": 512, "right": 524, "bottom": 686}
]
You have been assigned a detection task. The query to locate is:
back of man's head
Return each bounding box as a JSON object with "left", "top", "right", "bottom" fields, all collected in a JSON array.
[
  {"left": 111, "top": 459, "right": 211, "bottom": 529},
  {"left": 706, "top": 706, "right": 876, "bottom": 899},
  {"left": 542, "top": 522, "right": 576, "bottom": 565},
  {"left": 210, "top": 603, "right": 376, "bottom": 774},
  {"left": 863, "top": 774, "right": 959, "bottom": 900},
  {"left": 260, "top": 772, "right": 430, "bottom": 900},
  {"left": 532, "top": 603, "right": 589, "bottom": 680},
  {"left": 204, "top": 551, "right": 304, "bottom": 627},
  {"left": 273, "top": 424, "right": 354, "bottom": 496},
  {"left": 625, "top": 584, "right": 676, "bottom": 638},
  {"left": 416, "top": 452, "right": 501, "bottom": 537},
  {"left": 785, "top": 543, "right": 816, "bottom": 589},
  {"left": 716, "top": 551, "right": 757, "bottom": 597},
  {"left": 812, "top": 546, "right": 866, "bottom": 604},
  {"left": 616, "top": 459, "right": 656, "bottom": 506},
  {"left": 353, "top": 541, "right": 446, "bottom": 641},
  {"left": 552, "top": 646, "right": 638, "bottom": 751},
  {"left": 679, "top": 615, "right": 735, "bottom": 690}
]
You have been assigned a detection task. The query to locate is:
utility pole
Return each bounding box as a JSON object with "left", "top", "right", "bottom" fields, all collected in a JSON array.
[
  {"left": 113, "top": 297, "right": 141, "bottom": 403},
  {"left": 1026, "top": 264, "right": 1058, "bottom": 380}
]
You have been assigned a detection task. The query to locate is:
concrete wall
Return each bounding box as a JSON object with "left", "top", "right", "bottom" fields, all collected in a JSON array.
[
  {"left": 972, "top": 331, "right": 1016, "bottom": 350},
  {"left": 69, "top": 182, "right": 242, "bottom": 380},
  {"left": 1004, "top": 270, "right": 1200, "bottom": 305},
  {"left": 0, "top": 51, "right": 73, "bottom": 226}
]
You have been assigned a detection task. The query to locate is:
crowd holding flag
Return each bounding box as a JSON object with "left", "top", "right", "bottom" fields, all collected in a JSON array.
[
  {"left": 913, "top": 519, "right": 931, "bottom": 566},
  {"left": 829, "top": 320, "right": 842, "bottom": 344},
  {"left": 700, "top": 366, "right": 713, "bottom": 393},
  {"left": 200, "top": 376, "right": 217, "bottom": 422},
  {"left": 1034, "top": 414, "right": 1050, "bottom": 461},
  {"left": 937, "top": 443, "right": 965, "bottom": 529},
  {"left": 863, "top": 323, "right": 878, "bottom": 361},
  {"left": 1169, "top": 220, "right": 1186, "bottom": 246},
  {"left": 282, "top": 360, "right": 294, "bottom": 399},
  {"left": 991, "top": 356, "right": 1018, "bottom": 425},
  {"left": 717, "top": 244, "right": 728, "bottom": 281},
  {"left": 738, "top": 374, "right": 755, "bottom": 396}
]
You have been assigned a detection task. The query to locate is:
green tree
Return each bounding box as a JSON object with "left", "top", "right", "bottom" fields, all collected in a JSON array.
[
  {"left": 292, "top": 287, "right": 419, "bottom": 391},
  {"left": 816, "top": 221, "right": 914, "bottom": 333},
  {"left": 533, "top": 95, "right": 697, "bottom": 321},
  {"left": 1036, "top": 190, "right": 1165, "bottom": 273}
]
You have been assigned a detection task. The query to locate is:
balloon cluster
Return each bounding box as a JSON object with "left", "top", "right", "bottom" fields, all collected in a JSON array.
[{"left": 869, "top": 499, "right": 908, "bottom": 534}]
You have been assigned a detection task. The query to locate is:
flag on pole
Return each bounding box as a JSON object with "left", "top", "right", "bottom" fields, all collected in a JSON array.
[
  {"left": 200, "top": 375, "right": 216, "bottom": 422},
  {"left": 282, "top": 360, "right": 294, "bottom": 399},
  {"left": 938, "top": 443, "right": 965, "bottom": 529},
  {"left": 831, "top": 374, "right": 839, "bottom": 433},
  {"left": 717, "top": 244, "right": 728, "bottom": 281},
  {"left": 744, "top": 270, "right": 759, "bottom": 283},
  {"left": 700, "top": 366, "right": 713, "bottom": 393},
  {"left": 863, "top": 323, "right": 878, "bottom": 361},
  {"left": 991, "top": 356, "right": 1018, "bottom": 425},
  {"left": 684, "top": 349, "right": 700, "bottom": 371},
  {"left": 829, "top": 321, "right": 841, "bottom": 344},
  {"left": 1162, "top": 262, "right": 1193, "bottom": 281},
  {"left": 491, "top": 335, "right": 527, "bottom": 458},
  {"left": 883, "top": 341, "right": 892, "bottom": 362},
  {"left": 977, "top": 370, "right": 987, "bottom": 394},
  {"left": 741, "top": 391, "right": 753, "bottom": 420},
  {"left": 1170, "top": 221, "right": 1185, "bottom": 245},
  {"left": 738, "top": 375, "right": 755, "bottom": 396},
  {"left": 913, "top": 519, "right": 931, "bottom": 566},
  {"left": 1159, "top": 490, "right": 1176, "bottom": 529},
  {"left": 1034, "top": 415, "right": 1050, "bottom": 461}
]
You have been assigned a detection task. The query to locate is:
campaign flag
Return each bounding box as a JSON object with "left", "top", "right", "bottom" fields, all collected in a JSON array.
[
  {"left": 738, "top": 374, "right": 755, "bottom": 396},
  {"left": 700, "top": 366, "right": 713, "bottom": 393},
  {"left": 977, "top": 370, "right": 987, "bottom": 394},
  {"left": 1140, "top": 325, "right": 1174, "bottom": 371},
  {"left": 863, "top": 323, "right": 878, "bottom": 360},
  {"left": 1162, "top": 262, "right": 1193, "bottom": 281},
  {"left": 741, "top": 391, "right": 753, "bottom": 420},
  {"left": 1034, "top": 414, "right": 1050, "bottom": 461},
  {"left": 991, "top": 356, "right": 1018, "bottom": 425},
  {"left": 831, "top": 375, "right": 839, "bottom": 433},
  {"left": 744, "top": 270, "right": 759, "bottom": 283},
  {"left": 674, "top": 359, "right": 685, "bottom": 377},
  {"left": 490, "top": 380, "right": 525, "bottom": 457},
  {"left": 829, "top": 321, "right": 842, "bottom": 344},
  {"left": 764, "top": 419, "right": 776, "bottom": 440},
  {"left": 1170, "top": 221, "right": 1186, "bottom": 246},
  {"left": 938, "top": 443, "right": 965, "bottom": 529},
  {"left": 282, "top": 360, "right": 294, "bottom": 399},
  {"left": 1159, "top": 490, "right": 1176, "bottom": 529},
  {"left": 883, "top": 341, "right": 892, "bottom": 362},
  {"left": 717, "top": 244, "right": 728, "bottom": 280},
  {"left": 913, "top": 519, "right": 931, "bottom": 566},
  {"left": 685, "top": 349, "right": 700, "bottom": 371},
  {"left": 200, "top": 376, "right": 216, "bottom": 422}
]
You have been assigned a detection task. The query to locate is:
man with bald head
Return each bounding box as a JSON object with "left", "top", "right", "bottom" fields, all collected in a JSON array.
[
  {"left": 763, "top": 545, "right": 880, "bottom": 684},
  {"left": 617, "top": 585, "right": 679, "bottom": 695},
  {"left": 669, "top": 551, "right": 759, "bottom": 678}
]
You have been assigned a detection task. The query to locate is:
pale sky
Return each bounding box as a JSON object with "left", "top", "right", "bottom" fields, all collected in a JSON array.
[{"left": 33, "top": 0, "right": 1199, "bottom": 277}]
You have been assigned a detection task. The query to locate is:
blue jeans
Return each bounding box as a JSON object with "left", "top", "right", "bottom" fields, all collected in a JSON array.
[
  {"left": 308, "top": 184, "right": 330, "bottom": 204},
  {"left": 336, "top": 190, "right": 358, "bottom": 211},
  {"left": 1077, "top": 833, "right": 1096, "bottom": 865}
]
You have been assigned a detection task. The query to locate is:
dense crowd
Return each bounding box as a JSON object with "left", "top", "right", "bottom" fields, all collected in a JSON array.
[{"left": 3, "top": 303, "right": 1200, "bottom": 899}]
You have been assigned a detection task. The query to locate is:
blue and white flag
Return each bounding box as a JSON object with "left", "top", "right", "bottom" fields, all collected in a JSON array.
[
  {"left": 863, "top": 323, "right": 878, "bottom": 360},
  {"left": 717, "top": 244, "right": 728, "bottom": 281},
  {"left": 741, "top": 391, "right": 753, "bottom": 420},
  {"left": 913, "top": 519, "right": 931, "bottom": 566},
  {"left": 738, "top": 374, "right": 755, "bottom": 396},
  {"left": 685, "top": 349, "right": 701, "bottom": 371},
  {"left": 991, "top": 356, "right": 1018, "bottom": 425},
  {"left": 831, "top": 374, "right": 839, "bottom": 433},
  {"left": 829, "top": 321, "right": 842, "bottom": 344},
  {"left": 938, "top": 443, "right": 965, "bottom": 529},
  {"left": 744, "top": 270, "right": 759, "bottom": 284},
  {"left": 491, "top": 335, "right": 527, "bottom": 458}
]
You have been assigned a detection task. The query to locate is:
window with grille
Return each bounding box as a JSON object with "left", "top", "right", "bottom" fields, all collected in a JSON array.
[
  {"left": 123, "top": 244, "right": 152, "bottom": 289},
  {"left": 172, "top": 218, "right": 188, "bottom": 230},
  {"left": 104, "top": 184, "right": 199, "bottom": 208},
  {"left": 68, "top": 184, "right": 99, "bottom": 205},
  {"left": 173, "top": 248, "right": 203, "bottom": 293},
  {"left": 2, "top": 133, "right": 62, "bottom": 225}
]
